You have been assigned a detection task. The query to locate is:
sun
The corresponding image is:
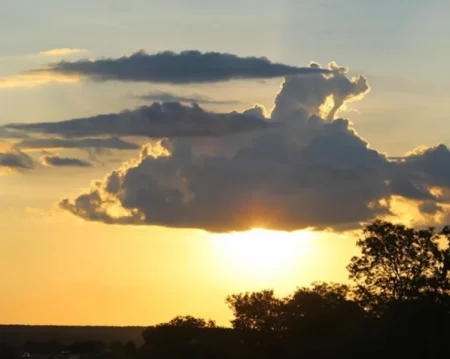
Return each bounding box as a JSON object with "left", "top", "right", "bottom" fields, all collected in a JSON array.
[{"left": 210, "top": 228, "right": 315, "bottom": 289}]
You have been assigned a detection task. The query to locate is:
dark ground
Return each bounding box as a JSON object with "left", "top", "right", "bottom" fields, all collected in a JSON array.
[{"left": 0, "top": 325, "right": 145, "bottom": 349}]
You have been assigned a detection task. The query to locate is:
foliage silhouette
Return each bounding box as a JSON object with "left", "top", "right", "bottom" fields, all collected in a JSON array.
[
  {"left": 226, "top": 290, "right": 283, "bottom": 331},
  {"left": 156, "top": 316, "right": 217, "bottom": 329},
  {"left": 348, "top": 220, "right": 450, "bottom": 313}
]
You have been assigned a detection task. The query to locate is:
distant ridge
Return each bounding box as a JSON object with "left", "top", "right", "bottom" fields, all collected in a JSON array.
[{"left": 0, "top": 325, "right": 146, "bottom": 348}]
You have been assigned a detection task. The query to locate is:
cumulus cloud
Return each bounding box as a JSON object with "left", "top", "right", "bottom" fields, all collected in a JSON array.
[
  {"left": 39, "top": 48, "right": 87, "bottom": 57},
  {"left": 271, "top": 62, "right": 369, "bottom": 123},
  {"left": 61, "top": 122, "right": 390, "bottom": 232},
  {"left": 0, "top": 150, "right": 33, "bottom": 172},
  {"left": 137, "top": 90, "right": 241, "bottom": 105},
  {"left": 6, "top": 102, "right": 273, "bottom": 138},
  {"left": 40, "top": 155, "right": 92, "bottom": 168},
  {"left": 401, "top": 145, "right": 450, "bottom": 188},
  {"left": 42, "top": 50, "right": 329, "bottom": 84},
  {"left": 388, "top": 144, "right": 450, "bottom": 205},
  {"left": 17, "top": 137, "right": 139, "bottom": 150},
  {"left": 59, "top": 62, "right": 389, "bottom": 231},
  {"left": 58, "top": 61, "right": 450, "bottom": 232}
]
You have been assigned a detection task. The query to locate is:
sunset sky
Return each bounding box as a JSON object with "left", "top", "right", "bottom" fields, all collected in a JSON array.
[{"left": 1, "top": 0, "right": 450, "bottom": 326}]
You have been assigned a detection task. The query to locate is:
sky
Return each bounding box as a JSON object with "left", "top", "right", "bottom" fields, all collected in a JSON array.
[{"left": 1, "top": 0, "right": 450, "bottom": 326}]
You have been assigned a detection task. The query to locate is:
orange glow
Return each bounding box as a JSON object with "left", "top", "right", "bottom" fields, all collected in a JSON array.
[
  {"left": 384, "top": 195, "right": 445, "bottom": 227},
  {"left": 0, "top": 71, "right": 80, "bottom": 89}
]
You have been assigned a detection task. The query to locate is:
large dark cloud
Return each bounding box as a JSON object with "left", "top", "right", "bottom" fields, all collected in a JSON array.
[
  {"left": 40, "top": 155, "right": 92, "bottom": 168},
  {"left": 41, "top": 50, "right": 329, "bottom": 84},
  {"left": 0, "top": 150, "right": 33, "bottom": 170},
  {"left": 6, "top": 102, "right": 272, "bottom": 138},
  {"left": 58, "top": 61, "right": 450, "bottom": 232},
  {"left": 17, "top": 137, "right": 139, "bottom": 150},
  {"left": 61, "top": 119, "right": 391, "bottom": 232},
  {"left": 137, "top": 90, "right": 241, "bottom": 105},
  {"left": 60, "top": 63, "right": 390, "bottom": 231}
]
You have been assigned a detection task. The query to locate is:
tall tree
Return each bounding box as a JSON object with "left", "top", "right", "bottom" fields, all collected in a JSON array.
[{"left": 347, "top": 220, "right": 450, "bottom": 312}]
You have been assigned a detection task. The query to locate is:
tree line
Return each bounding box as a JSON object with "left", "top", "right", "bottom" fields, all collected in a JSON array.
[{"left": 3, "top": 220, "right": 450, "bottom": 358}]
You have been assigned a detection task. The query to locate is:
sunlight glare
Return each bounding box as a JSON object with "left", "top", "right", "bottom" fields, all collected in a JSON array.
[{"left": 210, "top": 229, "right": 315, "bottom": 288}]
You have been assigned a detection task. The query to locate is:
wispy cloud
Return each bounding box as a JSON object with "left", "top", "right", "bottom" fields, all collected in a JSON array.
[
  {"left": 0, "top": 127, "right": 28, "bottom": 139},
  {"left": 0, "top": 70, "right": 79, "bottom": 89},
  {"left": 137, "top": 90, "right": 242, "bottom": 105},
  {"left": 17, "top": 137, "right": 139, "bottom": 151},
  {"left": 39, "top": 48, "right": 87, "bottom": 57}
]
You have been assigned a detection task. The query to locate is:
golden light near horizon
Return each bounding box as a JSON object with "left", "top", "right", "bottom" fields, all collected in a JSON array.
[
  {"left": 210, "top": 229, "right": 316, "bottom": 290},
  {"left": 0, "top": 71, "right": 80, "bottom": 89}
]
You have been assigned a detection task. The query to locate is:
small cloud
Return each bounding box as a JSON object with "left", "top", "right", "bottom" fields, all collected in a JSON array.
[
  {"left": 39, "top": 48, "right": 87, "bottom": 57},
  {"left": 0, "top": 150, "right": 34, "bottom": 174},
  {"left": 40, "top": 155, "right": 92, "bottom": 168},
  {"left": 0, "top": 70, "right": 79, "bottom": 89}
]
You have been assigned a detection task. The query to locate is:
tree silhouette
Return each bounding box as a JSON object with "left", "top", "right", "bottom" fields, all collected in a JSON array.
[
  {"left": 225, "top": 290, "right": 283, "bottom": 331},
  {"left": 142, "top": 316, "right": 229, "bottom": 359},
  {"left": 347, "top": 220, "right": 450, "bottom": 313},
  {"left": 283, "top": 282, "right": 362, "bottom": 328},
  {"left": 156, "top": 316, "right": 216, "bottom": 329},
  {"left": 276, "top": 283, "right": 363, "bottom": 358}
]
